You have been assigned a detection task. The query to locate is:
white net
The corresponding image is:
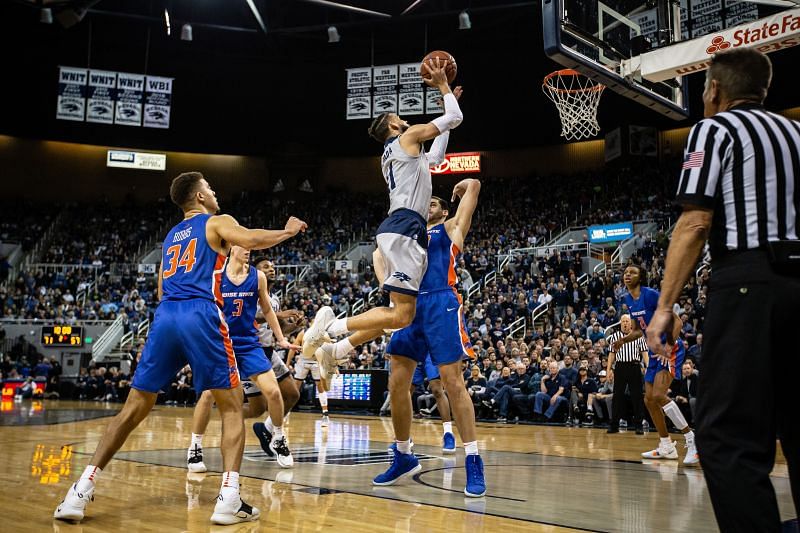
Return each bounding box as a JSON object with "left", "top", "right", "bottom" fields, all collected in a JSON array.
[{"left": 542, "top": 69, "right": 605, "bottom": 141}]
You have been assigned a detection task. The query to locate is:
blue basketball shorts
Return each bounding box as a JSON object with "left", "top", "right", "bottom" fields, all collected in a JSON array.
[
  {"left": 131, "top": 300, "right": 239, "bottom": 394},
  {"left": 644, "top": 339, "right": 686, "bottom": 384}
]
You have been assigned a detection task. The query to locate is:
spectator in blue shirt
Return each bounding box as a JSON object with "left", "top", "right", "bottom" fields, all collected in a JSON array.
[{"left": 534, "top": 361, "right": 569, "bottom": 420}]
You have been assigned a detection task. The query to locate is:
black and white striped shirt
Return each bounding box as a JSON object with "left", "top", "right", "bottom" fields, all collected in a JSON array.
[
  {"left": 675, "top": 104, "right": 799, "bottom": 255},
  {"left": 606, "top": 330, "right": 648, "bottom": 364}
]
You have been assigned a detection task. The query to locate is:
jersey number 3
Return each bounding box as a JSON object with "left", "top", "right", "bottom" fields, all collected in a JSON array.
[{"left": 163, "top": 238, "right": 198, "bottom": 279}]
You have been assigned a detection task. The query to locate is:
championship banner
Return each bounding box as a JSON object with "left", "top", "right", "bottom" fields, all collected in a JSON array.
[
  {"left": 143, "top": 75, "right": 173, "bottom": 129},
  {"left": 430, "top": 152, "right": 481, "bottom": 175},
  {"left": 425, "top": 87, "right": 443, "bottom": 114},
  {"left": 56, "top": 67, "right": 88, "bottom": 122},
  {"left": 346, "top": 67, "right": 372, "bottom": 120},
  {"left": 86, "top": 70, "right": 117, "bottom": 124},
  {"left": 115, "top": 72, "right": 145, "bottom": 126},
  {"left": 372, "top": 65, "right": 398, "bottom": 117},
  {"left": 398, "top": 63, "right": 424, "bottom": 115}
]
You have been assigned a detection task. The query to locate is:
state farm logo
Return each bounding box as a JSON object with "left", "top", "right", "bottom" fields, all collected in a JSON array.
[{"left": 706, "top": 35, "right": 731, "bottom": 54}]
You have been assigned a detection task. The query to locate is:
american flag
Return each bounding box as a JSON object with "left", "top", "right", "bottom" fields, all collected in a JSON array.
[{"left": 682, "top": 151, "right": 705, "bottom": 169}]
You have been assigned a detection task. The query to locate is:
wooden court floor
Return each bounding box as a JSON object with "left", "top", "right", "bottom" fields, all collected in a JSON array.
[{"left": 0, "top": 399, "right": 795, "bottom": 532}]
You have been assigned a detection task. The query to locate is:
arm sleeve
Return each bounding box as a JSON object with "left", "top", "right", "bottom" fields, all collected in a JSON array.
[
  {"left": 430, "top": 93, "right": 463, "bottom": 134},
  {"left": 427, "top": 130, "right": 450, "bottom": 167},
  {"left": 675, "top": 119, "right": 732, "bottom": 209}
]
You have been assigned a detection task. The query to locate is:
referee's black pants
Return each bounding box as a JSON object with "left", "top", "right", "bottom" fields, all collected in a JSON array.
[
  {"left": 697, "top": 250, "right": 799, "bottom": 532},
  {"left": 610, "top": 361, "right": 644, "bottom": 429}
]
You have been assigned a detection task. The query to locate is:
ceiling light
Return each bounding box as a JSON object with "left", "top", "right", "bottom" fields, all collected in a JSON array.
[
  {"left": 458, "top": 11, "right": 471, "bottom": 30},
  {"left": 328, "top": 26, "right": 340, "bottom": 43}
]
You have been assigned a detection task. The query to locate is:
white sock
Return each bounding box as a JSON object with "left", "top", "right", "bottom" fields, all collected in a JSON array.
[
  {"left": 264, "top": 416, "right": 274, "bottom": 433},
  {"left": 190, "top": 433, "right": 203, "bottom": 450},
  {"left": 76, "top": 465, "right": 101, "bottom": 492},
  {"left": 328, "top": 318, "right": 349, "bottom": 337},
  {"left": 464, "top": 441, "right": 479, "bottom": 456},
  {"left": 319, "top": 391, "right": 328, "bottom": 413},
  {"left": 396, "top": 439, "right": 412, "bottom": 454},
  {"left": 442, "top": 421, "right": 453, "bottom": 435},
  {"left": 685, "top": 430, "right": 695, "bottom": 445},
  {"left": 587, "top": 405, "right": 594, "bottom": 412},
  {"left": 334, "top": 337, "right": 354, "bottom": 359},
  {"left": 660, "top": 436, "right": 672, "bottom": 447},
  {"left": 273, "top": 425, "right": 284, "bottom": 439},
  {"left": 220, "top": 471, "right": 239, "bottom": 500}
]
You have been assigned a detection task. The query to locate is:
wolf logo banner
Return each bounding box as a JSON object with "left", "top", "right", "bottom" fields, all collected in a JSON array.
[
  {"left": 56, "top": 66, "right": 88, "bottom": 122},
  {"left": 372, "top": 65, "right": 398, "bottom": 118},
  {"left": 86, "top": 70, "right": 117, "bottom": 124},
  {"left": 398, "top": 63, "right": 423, "bottom": 116},
  {"left": 115, "top": 72, "right": 145, "bottom": 126},
  {"left": 143, "top": 75, "right": 173, "bottom": 129},
  {"left": 346, "top": 67, "right": 372, "bottom": 120}
]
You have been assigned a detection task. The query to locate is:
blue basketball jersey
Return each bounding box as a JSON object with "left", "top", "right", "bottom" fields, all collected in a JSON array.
[
  {"left": 419, "top": 223, "right": 459, "bottom": 294},
  {"left": 161, "top": 214, "right": 227, "bottom": 307},
  {"left": 623, "top": 286, "right": 660, "bottom": 333},
  {"left": 221, "top": 267, "right": 259, "bottom": 343}
]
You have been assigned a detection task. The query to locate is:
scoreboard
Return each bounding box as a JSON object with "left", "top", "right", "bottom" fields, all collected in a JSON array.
[{"left": 41, "top": 326, "right": 84, "bottom": 347}]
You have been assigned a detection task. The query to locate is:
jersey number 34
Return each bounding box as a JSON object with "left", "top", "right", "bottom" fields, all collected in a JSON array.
[{"left": 163, "top": 238, "right": 198, "bottom": 278}]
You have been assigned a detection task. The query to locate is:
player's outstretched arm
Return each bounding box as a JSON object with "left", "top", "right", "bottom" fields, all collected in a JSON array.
[
  {"left": 427, "top": 86, "right": 463, "bottom": 167},
  {"left": 446, "top": 178, "right": 480, "bottom": 248},
  {"left": 210, "top": 214, "right": 307, "bottom": 251}
]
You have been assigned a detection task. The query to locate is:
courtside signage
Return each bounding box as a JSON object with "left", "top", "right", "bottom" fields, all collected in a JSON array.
[
  {"left": 588, "top": 222, "right": 634, "bottom": 243},
  {"left": 107, "top": 150, "right": 167, "bottom": 171},
  {"left": 430, "top": 152, "right": 481, "bottom": 175}
]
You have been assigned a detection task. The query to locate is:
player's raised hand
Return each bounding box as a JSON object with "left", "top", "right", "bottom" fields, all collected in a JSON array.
[
  {"left": 422, "top": 57, "right": 449, "bottom": 90},
  {"left": 285, "top": 216, "right": 308, "bottom": 235},
  {"left": 451, "top": 178, "right": 476, "bottom": 202},
  {"left": 453, "top": 86, "right": 463, "bottom": 100},
  {"left": 277, "top": 338, "right": 302, "bottom": 351}
]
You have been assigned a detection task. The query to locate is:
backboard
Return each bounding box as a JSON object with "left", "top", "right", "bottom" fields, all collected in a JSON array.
[{"left": 543, "top": 0, "right": 799, "bottom": 120}]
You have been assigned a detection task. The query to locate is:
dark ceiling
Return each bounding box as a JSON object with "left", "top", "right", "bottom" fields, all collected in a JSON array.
[{"left": 1, "top": 0, "right": 798, "bottom": 158}]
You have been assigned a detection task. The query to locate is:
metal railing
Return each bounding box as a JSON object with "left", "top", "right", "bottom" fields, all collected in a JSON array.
[
  {"left": 91, "top": 314, "right": 125, "bottom": 361},
  {"left": 0, "top": 318, "right": 115, "bottom": 327},
  {"left": 593, "top": 261, "right": 607, "bottom": 275},
  {"left": 695, "top": 262, "right": 711, "bottom": 284},
  {"left": 351, "top": 298, "right": 365, "bottom": 316},
  {"left": 504, "top": 316, "right": 526, "bottom": 339},
  {"left": 336, "top": 309, "right": 348, "bottom": 319},
  {"left": 531, "top": 302, "right": 549, "bottom": 325},
  {"left": 508, "top": 241, "right": 591, "bottom": 259},
  {"left": 367, "top": 286, "right": 382, "bottom": 306},
  {"left": 136, "top": 318, "right": 150, "bottom": 339}
]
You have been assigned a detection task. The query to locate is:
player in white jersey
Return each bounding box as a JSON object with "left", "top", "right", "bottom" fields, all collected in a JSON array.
[{"left": 302, "top": 59, "right": 464, "bottom": 378}]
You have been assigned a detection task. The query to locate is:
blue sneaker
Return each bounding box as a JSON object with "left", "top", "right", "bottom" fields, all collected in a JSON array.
[
  {"left": 253, "top": 422, "right": 274, "bottom": 457},
  {"left": 373, "top": 450, "right": 422, "bottom": 486},
  {"left": 442, "top": 432, "right": 456, "bottom": 454},
  {"left": 464, "top": 455, "right": 486, "bottom": 497}
]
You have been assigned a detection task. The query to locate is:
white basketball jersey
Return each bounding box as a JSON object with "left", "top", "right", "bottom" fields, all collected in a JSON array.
[
  {"left": 381, "top": 135, "right": 432, "bottom": 219},
  {"left": 257, "top": 293, "right": 281, "bottom": 347}
]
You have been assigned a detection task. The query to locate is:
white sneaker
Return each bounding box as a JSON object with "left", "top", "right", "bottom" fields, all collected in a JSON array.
[
  {"left": 54, "top": 482, "right": 94, "bottom": 521},
  {"left": 187, "top": 446, "right": 207, "bottom": 473},
  {"left": 302, "top": 306, "right": 335, "bottom": 359},
  {"left": 210, "top": 493, "right": 260, "bottom": 525},
  {"left": 321, "top": 415, "right": 330, "bottom": 427},
  {"left": 642, "top": 441, "right": 679, "bottom": 460},
  {"left": 269, "top": 436, "right": 294, "bottom": 468},
  {"left": 315, "top": 344, "right": 338, "bottom": 383},
  {"left": 683, "top": 443, "right": 700, "bottom": 465}
]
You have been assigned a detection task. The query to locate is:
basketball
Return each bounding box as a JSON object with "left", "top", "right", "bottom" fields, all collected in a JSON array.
[{"left": 420, "top": 50, "right": 457, "bottom": 86}]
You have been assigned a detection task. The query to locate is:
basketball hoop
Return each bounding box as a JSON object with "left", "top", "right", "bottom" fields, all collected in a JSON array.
[{"left": 542, "top": 69, "right": 605, "bottom": 141}]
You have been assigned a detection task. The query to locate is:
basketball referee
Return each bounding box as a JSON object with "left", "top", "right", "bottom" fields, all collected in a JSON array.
[
  {"left": 647, "top": 48, "right": 799, "bottom": 532},
  {"left": 605, "top": 314, "right": 648, "bottom": 434}
]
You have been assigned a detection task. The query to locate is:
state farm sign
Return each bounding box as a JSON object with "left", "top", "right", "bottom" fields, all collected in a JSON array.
[
  {"left": 430, "top": 152, "right": 481, "bottom": 175},
  {"left": 632, "top": 9, "right": 800, "bottom": 83}
]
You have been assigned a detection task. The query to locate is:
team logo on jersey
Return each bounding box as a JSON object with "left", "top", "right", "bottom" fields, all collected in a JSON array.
[{"left": 392, "top": 271, "right": 411, "bottom": 282}]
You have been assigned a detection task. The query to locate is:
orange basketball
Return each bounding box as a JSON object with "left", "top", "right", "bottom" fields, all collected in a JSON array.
[{"left": 420, "top": 50, "right": 457, "bottom": 87}]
